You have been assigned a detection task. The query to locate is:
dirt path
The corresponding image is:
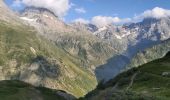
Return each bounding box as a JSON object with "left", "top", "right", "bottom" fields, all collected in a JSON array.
[{"left": 126, "top": 72, "right": 139, "bottom": 90}]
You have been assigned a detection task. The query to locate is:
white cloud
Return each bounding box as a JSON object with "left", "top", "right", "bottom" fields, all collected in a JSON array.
[
  {"left": 91, "top": 16, "right": 131, "bottom": 27},
  {"left": 13, "top": 0, "right": 71, "bottom": 17},
  {"left": 90, "top": 7, "right": 170, "bottom": 27},
  {"left": 91, "top": 16, "right": 118, "bottom": 27},
  {"left": 73, "top": 18, "right": 89, "bottom": 24},
  {"left": 135, "top": 7, "right": 170, "bottom": 20},
  {"left": 75, "top": 7, "right": 86, "bottom": 14}
]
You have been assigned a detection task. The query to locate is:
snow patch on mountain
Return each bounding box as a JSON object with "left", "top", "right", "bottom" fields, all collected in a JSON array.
[
  {"left": 20, "top": 17, "right": 35, "bottom": 22},
  {"left": 93, "top": 26, "right": 107, "bottom": 35}
]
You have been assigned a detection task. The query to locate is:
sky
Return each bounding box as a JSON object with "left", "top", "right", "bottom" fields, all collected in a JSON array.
[
  {"left": 67, "top": 0, "right": 170, "bottom": 21},
  {"left": 4, "top": 0, "right": 170, "bottom": 27}
]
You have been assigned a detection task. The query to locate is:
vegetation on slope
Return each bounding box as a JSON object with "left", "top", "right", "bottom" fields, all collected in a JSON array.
[
  {"left": 0, "top": 80, "right": 75, "bottom": 100},
  {"left": 0, "top": 21, "right": 97, "bottom": 97},
  {"left": 84, "top": 51, "right": 170, "bottom": 100}
]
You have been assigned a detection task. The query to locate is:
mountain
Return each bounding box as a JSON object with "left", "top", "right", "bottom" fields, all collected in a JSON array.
[
  {"left": 93, "top": 17, "right": 170, "bottom": 82},
  {"left": 0, "top": 1, "right": 119, "bottom": 97},
  {"left": 127, "top": 38, "right": 170, "bottom": 69},
  {"left": 20, "top": 5, "right": 170, "bottom": 83},
  {"left": 0, "top": 5, "right": 90, "bottom": 98},
  {"left": 20, "top": 7, "right": 116, "bottom": 67},
  {"left": 84, "top": 51, "right": 170, "bottom": 100},
  {"left": 1, "top": 0, "right": 170, "bottom": 99},
  {"left": 0, "top": 18, "right": 95, "bottom": 98},
  {"left": 70, "top": 22, "right": 98, "bottom": 33}
]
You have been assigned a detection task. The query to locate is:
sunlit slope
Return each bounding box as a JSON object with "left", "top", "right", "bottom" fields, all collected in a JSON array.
[{"left": 0, "top": 21, "right": 97, "bottom": 97}]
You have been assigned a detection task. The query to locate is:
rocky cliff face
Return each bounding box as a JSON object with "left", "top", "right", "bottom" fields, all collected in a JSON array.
[
  {"left": 127, "top": 38, "right": 170, "bottom": 69},
  {"left": 123, "top": 17, "right": 170, "bottom": 69},
  {"left": 21, "top": 7, "right": 77, "bottom": 34}
]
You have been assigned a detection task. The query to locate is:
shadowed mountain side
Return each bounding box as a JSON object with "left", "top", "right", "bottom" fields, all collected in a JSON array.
[
  {"left": 31, "top": 56, "right": 60, "bottom": 78},
  {"left": 95, "top": 38, "right": 160, "bottom": 82},
  {"left": 0, "top": 80, "right": 76, "bottom": 100},
  {"left": 95, "top": 54, "right": 130, "bottom": 82},
  {"left": 127, "top": 38, "right": 170, "bottom": 69},
  {"left": 18, "top": 55, "right": 61, "bottom": 86}
]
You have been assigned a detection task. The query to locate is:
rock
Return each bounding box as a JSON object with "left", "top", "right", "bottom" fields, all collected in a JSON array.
[{"left": 162, "top": 72, "right": 170, "bottom": 76}]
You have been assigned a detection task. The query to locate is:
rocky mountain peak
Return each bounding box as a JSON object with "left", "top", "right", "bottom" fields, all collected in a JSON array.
[
  {"left": 71, "top": 22, "right": 98, "bottom": 33},
  {"left": 21, "top": 6, "right": 59, "bottom": 23},
  {"left": 21, "top": 6, "right": 76, "bottom": 34},
  {"left": 22, "top": 7, "right": 58, "bottom": 19},
  {"left": 127, "top": 17, "right": 170, "bottom": 29}
]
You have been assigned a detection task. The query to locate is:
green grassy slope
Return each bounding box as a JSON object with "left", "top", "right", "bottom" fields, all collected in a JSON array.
[
  {"left": 84, "top": 52, "right": 170, "bottom": 100},
  {"left": 0, "top": 80, "right": 74, "bottom": 100},
  {"left": 0, "top": 21, "right": 97, "bottom": 97}
]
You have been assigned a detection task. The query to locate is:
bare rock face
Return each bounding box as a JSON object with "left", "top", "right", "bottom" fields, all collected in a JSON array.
[
  {"left": 21, "top": 7, "right": 77, "bottom": 34},
  {"left": 70, "top": 22, "right": 98, "bottom": 33},
  {"left": 162, "top": 72, "right": 170, "bottom": 77}
]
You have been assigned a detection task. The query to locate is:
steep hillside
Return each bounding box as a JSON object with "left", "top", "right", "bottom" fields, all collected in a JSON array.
[
  {"left": 0, "top": 20, "right": 98, "bottom": 97},
  {"left": 84, "top": 51, "right": 170, "bottom": 100},
  {"left": 0, "top": 0, "right": 117, "bottom": 97}
]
